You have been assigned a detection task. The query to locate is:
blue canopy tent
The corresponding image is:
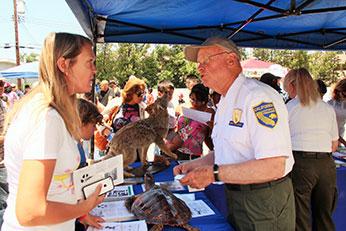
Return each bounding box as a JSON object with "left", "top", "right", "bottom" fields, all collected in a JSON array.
[
  {"left": 65, "top": 1, "right": 346, "bottom": 230},
  {"left": 65, "top": 0, "right": 346, "bottom": 50},
  {"left": 0, "top": 61, "right": 38, "bottom": 79}
]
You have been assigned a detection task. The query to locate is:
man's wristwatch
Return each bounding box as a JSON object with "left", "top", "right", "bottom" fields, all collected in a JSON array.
[{"left": 213, "top": 164, "right": 220, "bottom": 182}]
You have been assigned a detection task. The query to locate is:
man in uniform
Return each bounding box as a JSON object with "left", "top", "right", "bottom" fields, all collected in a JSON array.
[{"left": 174, "top": 37, "right": 295, "bottom": 230}]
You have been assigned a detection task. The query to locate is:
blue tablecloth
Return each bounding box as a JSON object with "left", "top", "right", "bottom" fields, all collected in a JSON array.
[
  {"left": 132, "top": 161, "right": 346, "bottom": 230},
  {"left": 131, "top": 162, "right": 233, "bottom": 231},
  {"left": 333, "top": 166, "right": 346, "bottom": 231},
  {"left": 204, "top": 165, "right": 346, "bottom": 231}
]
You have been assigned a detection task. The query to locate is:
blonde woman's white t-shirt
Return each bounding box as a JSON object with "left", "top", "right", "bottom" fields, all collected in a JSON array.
[
  {"left": 287, "top": 97, "right": 339, "bottom": 152},
  {"left": 3, "top": 95, "right": 80, "bottom": 231}
]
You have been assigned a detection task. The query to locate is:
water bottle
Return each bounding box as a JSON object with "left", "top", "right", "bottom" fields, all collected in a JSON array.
[{"left": 107, "top": 133, "right": 114, "bottom": 142}]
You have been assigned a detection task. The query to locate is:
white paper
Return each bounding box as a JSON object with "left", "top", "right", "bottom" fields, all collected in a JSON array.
[
  {"left": 188, "top": 185, "right": 205, "bottom": 192},
  {"left": 142, "top": 181, "right": 186, "bottom": 192},
  {"left": 90, "top": 200, "right": 136, "bottom": 222},
  {"left": 182, "top": 107, "right": 212, "bottom": 124},
  {"left": 174, "top": 193, "right": 195, "bottom": 202},
  {"left": 185, "top": 200, "right": 215, "bottom": 218},
  {"left": 174, "top": 174, "right": 185, "bottom": 180},
  {"left": 87, "top": 220, "right": 147, "bottom": 231},
  {"left": 73, "top": 155, "right": 124, "bottom": 200},
  {"left": 105, "top": 185, "right": 134, "bottom": 201},
  {"left": 333, "top": 151, "right": 346, "bottom": 159}
]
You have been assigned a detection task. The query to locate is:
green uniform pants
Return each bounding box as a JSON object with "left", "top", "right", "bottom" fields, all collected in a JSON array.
[
  {"left": 225, "top": 176, "right": 295, "bottom": 231},
  {"left": 292, "top": 152, "right": 337, "bottom": 231}
]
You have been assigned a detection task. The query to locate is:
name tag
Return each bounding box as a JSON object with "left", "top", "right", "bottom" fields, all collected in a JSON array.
[{"left": 229, "top": 120, "right": 244, "bottom": 128}]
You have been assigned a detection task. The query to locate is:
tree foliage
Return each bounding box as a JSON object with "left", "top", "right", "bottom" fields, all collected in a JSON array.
[
  {"left": 95, "top": 44, "right": 341, "bottom": 88},
  {"left": 20, "top": 52, "right": 39, "bottom": 63},
  {"left": 253, "top": 48, "right": 340, "bottom": 85},
  {"left": 96, "top": 43, "right": 197, "bottom": 88},
  {"left": 309, "top": 51, "right": 340, "bottom": 85}
]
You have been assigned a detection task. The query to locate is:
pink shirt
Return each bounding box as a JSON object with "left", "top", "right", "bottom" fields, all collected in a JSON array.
[{"left": 176, "top": 116, "right": 209, "bottom": 156}]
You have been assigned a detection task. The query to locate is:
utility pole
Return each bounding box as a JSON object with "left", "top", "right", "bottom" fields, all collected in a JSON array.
[
  {"left": 13, "top": 0, "right": 26, "bottom": 90},
  {"left": 13, "top": 0, "right": 20, "bottom": 66}
]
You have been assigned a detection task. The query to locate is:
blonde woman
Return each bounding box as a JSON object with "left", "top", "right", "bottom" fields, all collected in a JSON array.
[
  {"left": 2, "top": 33, "right": 104, "bottom": 230},
  {"left": 284, "top": 68, "right": 339, "bottom": 231}
]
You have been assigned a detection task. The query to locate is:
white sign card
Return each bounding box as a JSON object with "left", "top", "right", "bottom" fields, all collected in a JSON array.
[
  {"left": 73, "top": 155, "right": 124, "bottom": 200},
  {"left": 185, "top": 200, "right": 215, "bottom": 218},
  {"left": 87, "top": 220, "right": 147, "bottom": 231},
  {"left": 90, "top": 200, "right": 136, "bottom": 222},
  {"left": 141, "top": 181, "right": 185, "bottom": 192},
  {"left": 174, "top": 193, "right": 196, "bottom": 202},
  {"left": 105, "top": 185, "right": 134, "bottom": 201},
  {"left": 182, "top": 107, "right": 212, "bottom": 125}
]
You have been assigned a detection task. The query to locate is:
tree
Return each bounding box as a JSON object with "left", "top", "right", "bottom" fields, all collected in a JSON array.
[
  {"left": 153, "top": 45, "right": 197, "bottom": 88},
  {"left": 252, "top": 48, "right": 342, "bottom": 85},
  {"left": 309, "top": 51, "right": 340, "bottom": 85},
  {"left": 252, "top": 48, "right": 275, "bottom": 61},
  {"left": 20, "top": 52, "right": 39, "bottom": 62},
  {"left": 96, "top": 43, "right": 153, "bottom": 87},
  {"left": 253, "top": 48, "right": 309, "bottom": 69}
]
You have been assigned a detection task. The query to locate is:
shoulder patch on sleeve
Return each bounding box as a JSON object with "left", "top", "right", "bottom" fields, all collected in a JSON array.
[{"left": 253, "top": 102, "right": 278, "bottom": 128}]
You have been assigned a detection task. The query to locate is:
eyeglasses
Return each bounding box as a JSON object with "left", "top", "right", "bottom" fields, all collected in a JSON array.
[{"left": 198, "top": 51, "right": 231, "bottom": 66}]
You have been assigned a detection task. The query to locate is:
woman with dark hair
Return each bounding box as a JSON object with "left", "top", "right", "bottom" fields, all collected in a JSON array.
[
  {"left": 328, "top": 78, "right": 346, "bottom": 146},
  {"left": 167, "top": 84, "right": 214, "bottom": 160},
  {"left": 283, "top": 68, "right": 338, "bottom": 231}
]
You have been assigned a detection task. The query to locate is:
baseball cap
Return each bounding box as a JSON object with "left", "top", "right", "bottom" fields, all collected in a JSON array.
[
  {"left": 184, "top": 37, "right": 241, "bottom": 62},
  {"left": 260, "top": 73, "right": 282, "bottom": 92},
  {"left": 260, "top": 73, "right": 281, "bottom": 84}
]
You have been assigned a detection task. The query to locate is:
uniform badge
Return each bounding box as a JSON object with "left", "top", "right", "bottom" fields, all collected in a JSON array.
[
  {"left": 229, "top": 108, "right": 243, "bottom": 127},
  {"left": 253, "top": 102, "right": 278, "bottom": 128},
  {"left": 233, "top": 108, "right": 242, "bottom": 124}
]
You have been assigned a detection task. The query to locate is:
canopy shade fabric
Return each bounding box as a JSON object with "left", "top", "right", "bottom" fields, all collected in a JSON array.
[
  {"left": 0, "top": 62, "right": 38, "bottom": 79},
  {"left": 66, "top": 0, "right": 346, "bottom": 50}
]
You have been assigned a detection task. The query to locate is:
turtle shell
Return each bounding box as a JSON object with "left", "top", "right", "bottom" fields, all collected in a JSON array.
[{"left": 126, "top": 185, "right": 192, "bottom": 226}]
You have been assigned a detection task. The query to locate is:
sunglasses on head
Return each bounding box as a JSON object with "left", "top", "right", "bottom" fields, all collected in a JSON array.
[{"left": 136, "top": 90, "right": 145, "bottom": 97}]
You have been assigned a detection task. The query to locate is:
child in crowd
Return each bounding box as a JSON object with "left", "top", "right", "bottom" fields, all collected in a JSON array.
[
  {"left": 76, "top": 98, "right": 105, "bottom": 230},
  {"left": 167, "top": 84, "right": 214, "bottom": 160},
  {"left": 157, "top": 80, "right": 176, "bottom": 141}
]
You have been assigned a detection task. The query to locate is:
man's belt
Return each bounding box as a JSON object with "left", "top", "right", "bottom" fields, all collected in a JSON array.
[
  {"left": 293, "top": 151, "right": 331, "bottom": 159},
  {"left": 225, "top": 174, "right": 289, "bottom": 191}
]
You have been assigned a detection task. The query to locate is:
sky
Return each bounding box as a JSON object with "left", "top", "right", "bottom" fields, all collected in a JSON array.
[{"left": 0, "top": 0, "right": 85, "bottom": 62}]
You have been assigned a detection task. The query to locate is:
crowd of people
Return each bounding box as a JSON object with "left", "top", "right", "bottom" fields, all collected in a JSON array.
[{"left": 0, "top": 32, "right": 345, "bottom": 231}]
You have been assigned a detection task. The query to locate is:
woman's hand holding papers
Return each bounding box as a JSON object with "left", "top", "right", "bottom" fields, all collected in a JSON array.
[
  {"left": 79, "top": 213, "right": 105, "bottom": 229},
  {"left": 81, "top": 184, "right": 106, "bottom": 216}
]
